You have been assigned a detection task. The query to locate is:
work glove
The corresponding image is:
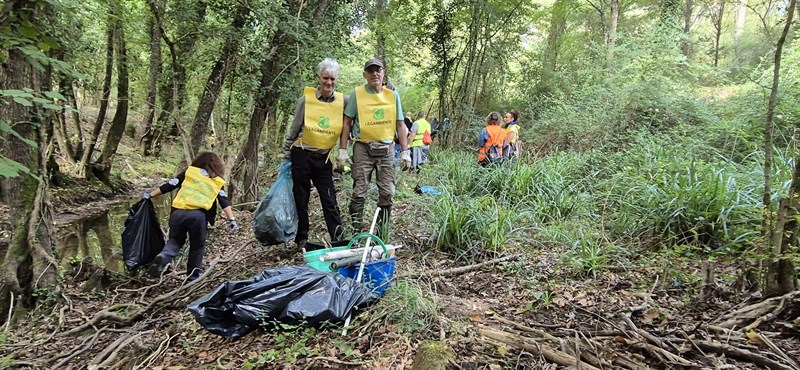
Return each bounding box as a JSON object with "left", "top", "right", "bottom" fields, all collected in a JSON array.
[
  {"left": 401, "top": 149, "right": 412, "bottom": 170},
  {"left": 142, "top": 192, "right": 152, "bottom": 200},
  {"left": 337, "top": 149, "right": 351, "bottom": 169},
  {"left": 229, "top": 218, "right": 239, "bottom": 233}
]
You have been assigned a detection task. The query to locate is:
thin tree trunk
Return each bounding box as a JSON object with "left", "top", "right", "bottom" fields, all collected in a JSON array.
[
  {"left": 188, "top": 5, "right": 249, "bottom": 158},
  {"left": 682, "top": 0, "right": 694, "bottom": 57},
  {"left": 764, "top": 0, "right": 797, "bottom": 295},
  {"left": 64, "top": 75, "right": 84, "bottom": 158},
  {"left": 140, "top": 17, "right": 161, "bottom": 156},
  {"left": 78, "top": 18, "right": 114, "bottom": 178},
  {"left": 55, "top": 74, "right": 76, "bottom": 162},
  {"left": 94, "top": 13, "right": 129, "bottom": 183},
  {"left": 734, "top": 0, "right": 747, "bottom": 44},
  {"left": 712, "top": 1, "right": 725, "bottom": 67},
  {"left": 608, "top": 0, "right": 619, "bottom": 62}
]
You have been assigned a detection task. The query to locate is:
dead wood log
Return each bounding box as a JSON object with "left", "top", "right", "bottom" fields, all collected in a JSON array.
[
  {"left": 476, "top": 325, "right": 601, "bottom": 370},
  {"left": 619, "top": 313, "right": 700, "bottom": 367},
  {"left": 714, "top": 291, "right": 800, "bottom": 329},
  {"left": 398, "top": 255, "right": 521, "bottom": 279},
  {"left": 692, "top": 339, "right": 796, "bottom": 370}
]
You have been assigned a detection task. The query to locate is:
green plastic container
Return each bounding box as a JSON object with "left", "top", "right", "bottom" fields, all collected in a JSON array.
[
  {"left": 303, "top": 245, "right": 349, "bottom": 271},
  {"left": 303, "top": 233, "right": 388, "bottom": 272}
]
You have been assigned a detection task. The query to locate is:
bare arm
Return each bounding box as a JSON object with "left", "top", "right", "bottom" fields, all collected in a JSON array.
[
  {"left": 340, "top": 116, "right": 353, "bottom": 149},
  {"left": 397, "top": 120, "right": 409, "bottom": 150}
]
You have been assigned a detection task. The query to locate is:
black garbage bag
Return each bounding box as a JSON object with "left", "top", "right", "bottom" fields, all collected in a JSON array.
[
  {"left": 121, "top": 199, "right": 164, "bottom": 271},
  {"left": 187, "top": 265, "right": 374, "bottom": 338},
  {"left": 252, "top": 161, "right": 297, "bottom": 245}
]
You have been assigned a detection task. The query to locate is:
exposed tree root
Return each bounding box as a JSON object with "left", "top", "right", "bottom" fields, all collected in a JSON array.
[
  {"left": 713, "top": 290, "right": 799, "bottom": 329},
  {"left": 398, "top": 254, "right": 520, "bottom": 279}
]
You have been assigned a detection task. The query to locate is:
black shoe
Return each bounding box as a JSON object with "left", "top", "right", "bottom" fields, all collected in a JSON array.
[
  {"left": 297, "top": 239, "right": 308, "bottom": 252},
  {"left": 148, "top": 255, "right": 167, "bottom": 278},
  {"left": 187, "top": 270, "right": 203, "bottom": 282}
]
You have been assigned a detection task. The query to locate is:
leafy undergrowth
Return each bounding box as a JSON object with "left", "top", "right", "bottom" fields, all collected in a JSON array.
[{"left": 3, "top": 144, "right": 799, "bottom": 369}]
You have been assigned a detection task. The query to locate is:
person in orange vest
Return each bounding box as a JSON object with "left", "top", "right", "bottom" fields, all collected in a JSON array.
[
  {"left": 477, "top": 112, "right": 507, "bottom": 166},
  {"left": 281, "top": 58, "right": 347, "bottom": 250},
  {"left": 408, "top": 111, "right": 432, "bottom": 173},
  {"left": 142, "top": 152, "right": 238, "bottom": 281}
]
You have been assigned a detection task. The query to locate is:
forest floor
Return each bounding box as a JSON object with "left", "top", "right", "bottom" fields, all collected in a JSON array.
[{"left": 3, "top": 139, "right": 799, "bottom": 369}]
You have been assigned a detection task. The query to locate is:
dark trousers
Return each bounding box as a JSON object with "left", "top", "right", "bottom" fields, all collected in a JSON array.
[
  {"left": 161, "top": 209, "right": 207, "bottom": 276},
  {"left": 291, "top": 148, "right": 344, "bottom": 242}
]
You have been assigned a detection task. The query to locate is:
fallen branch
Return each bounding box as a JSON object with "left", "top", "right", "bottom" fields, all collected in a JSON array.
[
  {"left": 692, "top": 339, "right": 795, "bottom": 370},
  {"left": 477, "top": 325, "right": 600, "bottom": 370},
  {"left": 398, "top": 254, "right": 521, "bottom": 279},
  {"left": 58, "top": 240, "right": 253, "bottom": 337},
  {"left": 619, "top": 314, "right": 699, "bottom": 367},
  {"left": 713, "top": 291, "right": 799, "bottom": 329}
]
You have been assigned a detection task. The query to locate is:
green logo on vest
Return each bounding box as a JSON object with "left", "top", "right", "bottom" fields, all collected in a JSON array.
[
  {"left": 373, "top": 108, "right": 385, "bottom": 120},
  {"left": 318, "top": 116, "right": 330, "bottom": 128}
]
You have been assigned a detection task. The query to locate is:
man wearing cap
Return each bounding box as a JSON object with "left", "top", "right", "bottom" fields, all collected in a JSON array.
[{"left": 338, "top": 58, "right": 410, "bottom": 240}]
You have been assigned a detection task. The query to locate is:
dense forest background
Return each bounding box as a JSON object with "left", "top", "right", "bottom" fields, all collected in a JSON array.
[{"left": 1, "top": 0, "right": 799, "bottom": 367}]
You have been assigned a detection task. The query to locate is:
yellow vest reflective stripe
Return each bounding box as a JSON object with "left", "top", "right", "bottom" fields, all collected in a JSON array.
[
  {"left": 172, "top": 166, "right": 226, "bottom": 210},
  {"left": 298, "top": 87, "right": 344, "bottom": 150},
  {"left": 411, "top": 119, "right": 431, "bottom": 147},
  {"left": 355, "top": 85, "right": 396, "bottom": 142}
]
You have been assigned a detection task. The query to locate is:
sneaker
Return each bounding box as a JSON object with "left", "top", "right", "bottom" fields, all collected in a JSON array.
[{"left": 148, "top": 255, "right": 167, "bottom": 278}]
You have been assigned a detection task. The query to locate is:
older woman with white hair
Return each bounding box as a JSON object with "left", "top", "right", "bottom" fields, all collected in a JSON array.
[{"left": 281, "top": 58, "right": 348, "bottom": 250}]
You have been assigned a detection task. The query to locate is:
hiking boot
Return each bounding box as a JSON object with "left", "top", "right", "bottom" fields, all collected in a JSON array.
[
  {"left": 148, "top": 254, "right": 167, "bottom": 278},
  {"left": 187, "top": 270, "right": 203, "bottom": 282}
]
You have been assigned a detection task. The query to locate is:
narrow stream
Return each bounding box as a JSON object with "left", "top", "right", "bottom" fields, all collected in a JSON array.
[{"left": 54, "top": 196, "right": 172, "bottom": 272}]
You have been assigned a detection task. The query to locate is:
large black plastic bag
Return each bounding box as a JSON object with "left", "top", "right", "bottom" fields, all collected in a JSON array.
[
  {"left": 187, "top": 266, "right": 374, "bottom": 338},
  {"left": 121, "top": 199, "right": 164, "bottom": 271},
  {"left": 252, "top": 161, "right": 297, "bottom": 245}
]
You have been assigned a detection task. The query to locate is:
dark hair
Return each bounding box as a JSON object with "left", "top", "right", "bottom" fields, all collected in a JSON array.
[
  {"left": 486, "top": 112, "right": 501, "bottom": 125},
  {"left": 191, "top": 152, "right": 225, "bottom": 178},
  {"left": 510, "top": 110, "right": 520, "bottom": 121}
]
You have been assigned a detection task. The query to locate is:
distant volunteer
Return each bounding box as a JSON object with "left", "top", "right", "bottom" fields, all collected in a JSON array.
[
  {"left": 282, "top": 58, "right": 347, "bottom": 250},
  {"left": 143, "top": 152, "right": 238, "bottom": 281},
  {"left": 338, "top": 58, "right": 410, "bottom": 241},
  {"left": 502, "top": 110, "right": 521, "bottom": 160},
  {"left": 477, "top": 112, "right": 507, "bottom": 166},
  {"left": 407, "top": 111, "right": 432, "bottom": 173}
]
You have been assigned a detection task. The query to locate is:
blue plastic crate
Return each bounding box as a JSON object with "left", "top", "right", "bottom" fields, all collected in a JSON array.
[{"left": 338, "top": 257, "right": 396, "bottom": 296}]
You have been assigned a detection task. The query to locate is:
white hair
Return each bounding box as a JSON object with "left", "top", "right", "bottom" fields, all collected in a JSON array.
[{"left": 317, "top": 58, "right": 340, "bottom": 77}]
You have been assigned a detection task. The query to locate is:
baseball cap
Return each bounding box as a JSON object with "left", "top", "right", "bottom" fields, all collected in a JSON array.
[{"left": 364, "top": 58, "right": 384, "bottom": 70}]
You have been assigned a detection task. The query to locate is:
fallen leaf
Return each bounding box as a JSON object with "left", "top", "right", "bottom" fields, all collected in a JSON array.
[
  {"left": 497, "top": 346, "right": 509, "bottom": 356},
  {"left": 640, "top": 309, "right": 660, "bottom": 325},
  {"left": 746, "top": 330, "right": 765, "bottom": 346}
]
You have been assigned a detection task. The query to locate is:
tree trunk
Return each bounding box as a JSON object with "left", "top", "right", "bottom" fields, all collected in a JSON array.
[
  {"left": 140, "top": 17, "right": 161, "bottom": 156},
  {"left": 188, "top": 5, "right": 249, "bottom": 158},
  {"left": 149, "top": 0, "right": 206, "bottom": 157},
  {"left": 712, "top": 1, "right": 725, "bottom": 67},
  {"left": 765, "top": 0, "right": 797, "bottom": 296},
  {"left": 93, "top": 11, "right": 129, "bottom": 184},
  {"left": 0, "top": 0, "right": 57, "bottom": 326},
  {"left": 78, "top": 17, "right": 114, "bottom": 178},
  {"left": 54, "top": 73, "right": 76, "bottom": 162},
  {"left": 734, "top": 0, "right": 747, "bottom": 44},
  {"left": 682, "top": 0, "right": 694, "bottom": 57},
  {"left": 607, "top": 0, "right": 619, "bottom": 62}
]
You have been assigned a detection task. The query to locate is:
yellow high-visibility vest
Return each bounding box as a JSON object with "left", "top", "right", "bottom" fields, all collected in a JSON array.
[
  {"left": 355, "top": 85, "right": 396, "bottom": 142},
  {"left": 411, "top": 118, "right": 431, "bottom": 147},
  {"left": 297, "top": 87, "right": 344, "bottom": 150},
  {"left": 172, "top": 166, "right": 226, "bottom": 211}
]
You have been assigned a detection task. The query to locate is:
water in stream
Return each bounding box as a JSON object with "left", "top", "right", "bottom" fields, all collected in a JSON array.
[{"left": 54, "top": 196, "right": 172, "bottom": 273}]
